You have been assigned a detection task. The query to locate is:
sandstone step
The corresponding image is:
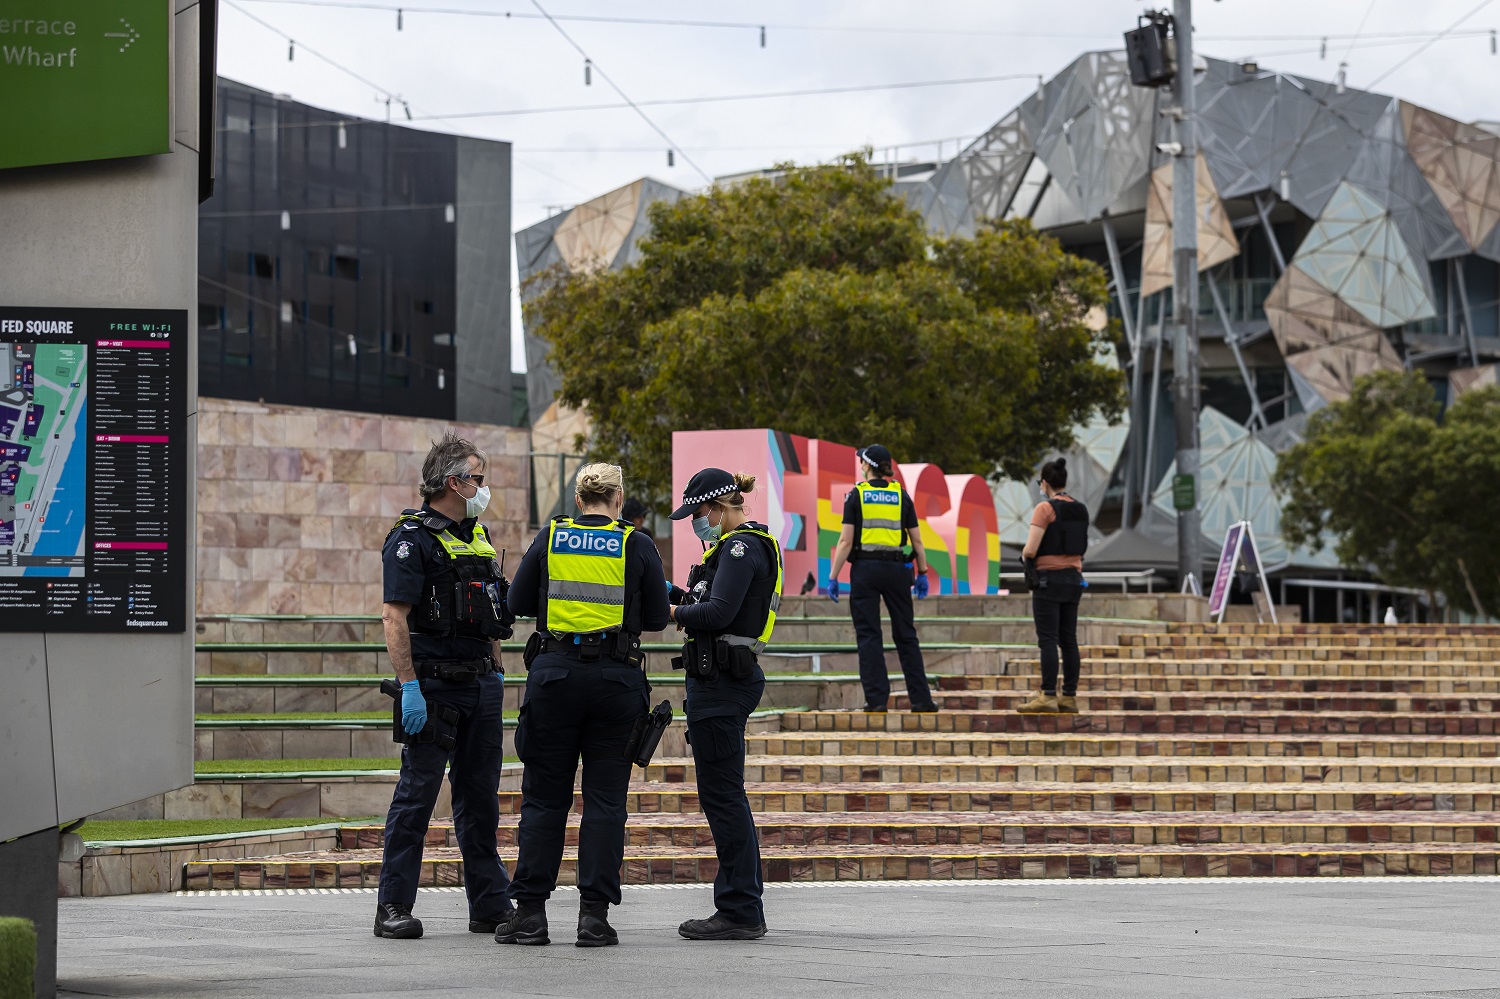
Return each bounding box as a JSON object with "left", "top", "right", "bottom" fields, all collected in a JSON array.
[
  {"left": 195, "top": 643, "right": 1017, "bottom": 677},
  {"left": 179, "top": 840, "right": 1500, "bottom": 891},
  {"left": 785, "top": 709, "right": 1500, "bottom": 737},
  {"left": 746, "top": 732, "right": 1500, "bottom": 759},
  {"left": 927, "top": 674, "right": 1500, "bottom": 694},
  {"left": 1121, "top": 634, "right": 1500, "bottom": 649},
  {"left": 639, "top": 755, "right": 1500, "bottom": 786},
  {"left": 1052, "top": 647, "right": 1500, "bottom": 662},
  {"left": 1005, "top": 659, "right": 1500, "bottom": 677},
  {"left": 509, "top": 781, "right": 1500, "bottom": 816},
  {"left": 323, "top": 811, "right": 1500, "bottom": 851},
  {"left": 1165, "top": 624, "right": 1500, "bottom": 637},
  {"left": 904, "top": 691, "right": 1500, "bottom": 713}
]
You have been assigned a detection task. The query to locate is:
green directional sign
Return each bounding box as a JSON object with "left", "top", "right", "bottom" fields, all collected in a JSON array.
[
  {"left": 0, "top": 0, "right": 170, "bottom": 171},
  {"left": 1172, "top": 473, "right": 1197, "bottom": 512}
]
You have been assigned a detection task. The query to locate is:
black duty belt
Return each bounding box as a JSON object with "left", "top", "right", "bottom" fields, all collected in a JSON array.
[
  {"left": 414, "top": 657, "right": 499, "bottom": 682},
  {"left": 528, "top": 631, "right": 644, "bottom": 667},
  {"left": 854, "top": 551, "right": 907, "bottom": 562}
]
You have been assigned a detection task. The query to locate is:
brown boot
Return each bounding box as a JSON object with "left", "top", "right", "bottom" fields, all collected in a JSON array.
[
  {"left": 1016, "top": 692, "right": 1060, "bottom": 713},
  {"left": 1055, "top": 695, "right": 1079, "bottom": 713}
]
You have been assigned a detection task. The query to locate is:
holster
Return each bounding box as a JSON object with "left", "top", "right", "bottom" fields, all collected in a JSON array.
[
  {"left": 380, "top": 678, "right": 460, "bottom": 751},
  {"left": 624, "top": 700, "right": 673, "bottom": 766},
  {"left": 523, "top": 631, "right": 544, "bottom": 670},
  {"left": 672, "top": 636, "right": 718, "bottom": 681}
]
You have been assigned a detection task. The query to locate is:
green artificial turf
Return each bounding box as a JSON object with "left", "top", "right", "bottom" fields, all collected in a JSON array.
[
  {"left": 77, "top": 817, "right": 375, "bottom": 843},
  {"left": 194, "top": 757, "right": 402, "bottom": 773},
  {"left": 0, "top": 917, "right": 35, "bottom": 999}
]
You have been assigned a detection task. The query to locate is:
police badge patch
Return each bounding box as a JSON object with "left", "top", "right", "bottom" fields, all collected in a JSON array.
[
  {"left": 396, "top": 540, "right": 412, "bottom": 560},
  {"left": 729, "top": 540, "right": 747, "bottom": 559}
]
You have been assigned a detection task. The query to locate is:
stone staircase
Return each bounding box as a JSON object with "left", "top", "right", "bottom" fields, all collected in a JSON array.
[{"left": 171, "top": 616, "right": 1500, "bottom": 891}]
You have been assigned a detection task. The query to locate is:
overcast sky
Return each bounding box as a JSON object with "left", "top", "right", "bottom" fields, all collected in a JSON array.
[{"left": 215, "top": 0, "right": 1500, "bottom": 372}]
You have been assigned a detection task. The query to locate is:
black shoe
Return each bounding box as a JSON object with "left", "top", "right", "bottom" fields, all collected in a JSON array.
[
  {"left": 373, "top": 902, "right": 423, "bottom": 939},
  {"left": 678, "top": 912, "right": 767, "bottom": 940},
  {"left": 862, "top": 702, "right": 888, "bottom": 713},
  {"left": 494, "top": 901, "right": 549, "bottom": 945},
  {"left": 576, "top": 899, "right": 618, "bottom": 948},
  {"left": 469, "top": 908, "right": 514, "bottom": 934},
  {"left": 909, "top": 702, "right": 939, "bottom": 713}
]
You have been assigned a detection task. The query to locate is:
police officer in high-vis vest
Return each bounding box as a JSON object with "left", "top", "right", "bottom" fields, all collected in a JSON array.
[
  {"left": 826, "top": 445, "right": 938, "bottom": 713},
  {"left": 376, "top": 433, "right": 515, "bottom": 940},
  {"left": 499, "top": 463, "right": 669, "bottom": 947},
  {"left": 1018, "top": 457, "right": 1090, "bottom": 713},
  {"left": 667, "top": 468, "right": 782, "bottom": 940}
]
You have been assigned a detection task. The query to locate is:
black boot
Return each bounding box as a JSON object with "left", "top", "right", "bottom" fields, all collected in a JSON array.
[
  {"left": 678, "top": 912, "right": 767, "bottom": 940},
  {"left": 468, "top": 906, "right": 514, "bottom": 934},
  {"left": 373, "top": 901, "right": 423, "bottom": 939},
  {"left": 576, "top": 898, "right": 618, "bottom": 948},
  {"left": 494, "top": 901, "right": 549, "bottom": 945}
]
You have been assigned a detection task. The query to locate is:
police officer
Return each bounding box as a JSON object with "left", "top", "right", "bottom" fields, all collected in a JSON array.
[
  {"left": 825, "top": 445, "right": 938, "bottom": 713},
  {"left": 1018, "top": 457, "right": 1089, "bottom": 713},
  {"left": 498, "top": 462, "right": 668, "bottom": 947},
  {"left": 375, "top": 433, "right": 515, "bottom": 939},
  {"left": 667, "top": 468, "right": 782, "bottom": 940}
]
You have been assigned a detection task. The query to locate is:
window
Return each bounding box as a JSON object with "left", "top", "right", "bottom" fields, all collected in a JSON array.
[
  {"left": 333, "top": 254, "right": 360, "bottom": 280},
  {"left": 413, "top": 299, "right": 435, "bottom": 315},
  {"left": 251, "top": 253, "right": 275, "bottom": 279},
  {"left": 198, "top": 304, "right": 223, "bottom": 330}
]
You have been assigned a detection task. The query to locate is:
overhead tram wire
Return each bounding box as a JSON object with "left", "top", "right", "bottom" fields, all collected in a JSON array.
[
  {"left": 229, "top": 0, "right": 1498, "bottom": 45},
  {"left": 525, "top": 0, "right": 707, "bottom": 183},
  {"left": 213, "top": 74, "right": 1044, "bottom": 134},
  {"left": 1367, "top": 0, "right": 1496, "bottom": 86}
]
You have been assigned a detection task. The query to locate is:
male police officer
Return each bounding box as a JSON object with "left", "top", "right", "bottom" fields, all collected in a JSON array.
[
  {"left": 375, "top": 433, "right": 515, "bottom": 939},
  {"left": 826, "top": 445, "right": 938, "bottom": 713}
]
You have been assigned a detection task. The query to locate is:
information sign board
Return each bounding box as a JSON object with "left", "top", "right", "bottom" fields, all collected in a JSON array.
[
  {"left": 0, "top": 0, "right": 171, "bottom": 171},
  {"left": 0, "top": 307, "right": 187, "bottom": 632},
  {"left": 1208, "top": 523, "right": 1244, "bottom": 618}
]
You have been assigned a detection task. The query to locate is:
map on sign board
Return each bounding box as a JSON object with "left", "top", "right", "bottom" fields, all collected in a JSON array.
[{"left": 0, "top": 341, "right": 88, "bottom": 576}]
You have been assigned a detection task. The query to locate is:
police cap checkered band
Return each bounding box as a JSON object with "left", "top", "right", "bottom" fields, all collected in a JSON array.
[
  {"left": 669, "top": 467, "right": 737, "bottom": 520},
  {"left": 859, "top": 444, "right": 893, "bottom": 469}
]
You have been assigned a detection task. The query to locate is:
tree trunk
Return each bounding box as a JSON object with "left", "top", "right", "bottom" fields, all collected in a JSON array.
[{"left": 1456, "top": 556, "right": 1489, "bottom": 621}]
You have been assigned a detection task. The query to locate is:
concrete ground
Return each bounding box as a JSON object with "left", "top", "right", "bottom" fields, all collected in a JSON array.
[{"left": 59, "top": 879, "right": 1500, "bottom": 999}]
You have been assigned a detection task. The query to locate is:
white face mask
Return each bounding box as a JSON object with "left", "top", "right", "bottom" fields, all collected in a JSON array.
[{"left": 464, "top": 484, "right": 491, "bottom": 519}]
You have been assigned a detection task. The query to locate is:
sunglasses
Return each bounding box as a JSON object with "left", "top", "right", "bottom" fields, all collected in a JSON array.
[{"left": 455, "top": 473, "right": 486, "bottom": 487}]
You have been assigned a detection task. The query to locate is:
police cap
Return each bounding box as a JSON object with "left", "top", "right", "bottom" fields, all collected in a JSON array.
[{"left": 670, "top": 467, "right": 737, "bottom": 520}]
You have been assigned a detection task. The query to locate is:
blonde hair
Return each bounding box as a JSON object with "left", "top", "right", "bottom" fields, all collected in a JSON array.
[
  {"left": 575, "top": 462, "right": 624, "bottom": 508},
  {"left": 716, "top": 473, "right": 757, "bottom": 508}
]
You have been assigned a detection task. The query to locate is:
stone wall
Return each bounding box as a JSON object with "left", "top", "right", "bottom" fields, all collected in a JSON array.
[{"left": 196, "top": 397, "right": 530, "bottom": 616}]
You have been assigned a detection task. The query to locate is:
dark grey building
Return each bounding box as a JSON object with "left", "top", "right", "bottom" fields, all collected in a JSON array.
[{"left": 198, "top": 78, "right": 515, "bottom": 424}]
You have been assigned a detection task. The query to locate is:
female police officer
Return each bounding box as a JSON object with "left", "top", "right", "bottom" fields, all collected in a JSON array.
[
  {"left": 667, "top": 468, "right": 782, "bottom": 940},
  {"left": 498, "top": 463, "right": 669, "bottom": 947}
]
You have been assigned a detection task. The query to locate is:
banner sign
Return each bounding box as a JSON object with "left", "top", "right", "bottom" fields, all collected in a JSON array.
[
  {"left": 1209, "top": 520, "right": 1277, "bottom": 623},
  {"left": 672, "top": 429, "right": 1001, "bottom": 594},
  {"left": 1208, "top": 522, "right": 1244, "bottom": 618},
  {"left": 0, "top": 307, "right": 188, "bottom": 631},
  {"left": 1, "top": 0, "right": 172, "bottom": 171}
]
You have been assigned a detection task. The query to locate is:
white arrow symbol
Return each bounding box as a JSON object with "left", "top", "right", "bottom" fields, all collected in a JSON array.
[{"left": 104, "top": 17, "right": 140, "bottom": 53}]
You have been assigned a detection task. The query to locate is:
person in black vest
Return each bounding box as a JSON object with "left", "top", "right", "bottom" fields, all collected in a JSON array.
[
  {"left": 498, "top": 462, "right": 669, "bottom": 947},
  {"left": 375, "top": 433, "right": 515, "bottom": 939},
  {"left": 1018, "top": 457, "right": 1089, "bottom": 713},
  {"left": 668, "top": 468, "right": 783, "bottom": 940}
]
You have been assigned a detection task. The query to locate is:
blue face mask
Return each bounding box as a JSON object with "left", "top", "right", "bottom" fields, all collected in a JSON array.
[{"left": 691, "top": 513, "right": 721, "bottom": 542}]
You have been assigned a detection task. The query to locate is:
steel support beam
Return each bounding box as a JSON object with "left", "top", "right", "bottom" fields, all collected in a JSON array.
[
  {"left": 1206, "top": 270, "right": 1268, "bottom": 430},
  {"left": 1453, "top": 257, "right": 1480, "bottom": 368},
  {"left": 1255, "top": 191, "right": 1286, "bottom": 274}
]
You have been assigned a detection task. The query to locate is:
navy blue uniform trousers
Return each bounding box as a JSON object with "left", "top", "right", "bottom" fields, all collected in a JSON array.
[
  {"left": 685, "top": 665, "right": 766, "bottom": 926},
  {"left": 379, "top": 671, "right": 510, "bottom": 919},
  {"left": 850, "top": 558, "right": 933, "bottom": 709},
  {"left": 508, "top": 652, "right": 647, "bottom": 905}
]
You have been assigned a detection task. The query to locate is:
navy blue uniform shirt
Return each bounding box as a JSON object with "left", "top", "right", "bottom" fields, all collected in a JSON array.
[
  {"left": 507, "top": 514, "right": 670, "bottom": 635},
  {"left": 382, "top": 505, "right": 496, "bottom": 661},
  {"left": 673, "top": 527, "right": 775, "bottom": 634}
]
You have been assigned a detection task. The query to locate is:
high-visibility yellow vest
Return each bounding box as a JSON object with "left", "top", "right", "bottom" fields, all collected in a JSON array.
[
  {"left": 856, "top": 481, "right": 906, "bottom": 554},
  {"left": 701, "top": 525, "right": 783, "bottom": 653},
  {"left": 545, "top": 516, "right": 633, "bottom": 634}
]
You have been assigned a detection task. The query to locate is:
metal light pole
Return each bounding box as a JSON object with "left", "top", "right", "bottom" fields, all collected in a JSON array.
[{"left": 1170, "top": 0, "right": 1202, "bottom": 592}]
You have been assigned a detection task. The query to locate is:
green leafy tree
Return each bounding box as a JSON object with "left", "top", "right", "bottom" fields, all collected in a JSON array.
[
  {"left": 524, "top": 155, "right": 1125, "bottom": 504},
  {"left": 1275, "top": 371, "right": 1500, "bottom": 617}
]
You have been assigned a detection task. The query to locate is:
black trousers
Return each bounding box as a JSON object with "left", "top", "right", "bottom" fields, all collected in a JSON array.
[
  {"left": 685, "top": 666, "right": 766, "bottom": 926},
  {"left": 1033, "top": 586, "right": 1082, "bottom": 696},
  {"left": 379, "top": 671, "right": 511, "bottom": 919},
  {"left": 850, "top": 558, "right": 933, "bottom": 708},
  {"left": 507, "top": 652, "right": 647, "bottom": 906}
]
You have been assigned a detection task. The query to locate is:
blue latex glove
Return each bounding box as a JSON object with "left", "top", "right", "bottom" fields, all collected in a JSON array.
[
  {"left": 666, "top": 579, "right": 675, "bottom": 599},
  {"left": 400, "top": 680, "right": 427, "bottom": 735},
  {"left": 914, "top": 572, "right": 930, "bottom": 599},
  {"left": 828, "top": 579, "right": 841, "bottom": 603}
]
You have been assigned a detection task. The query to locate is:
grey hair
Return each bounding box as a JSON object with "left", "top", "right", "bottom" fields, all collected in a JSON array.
[{"left": 419, "top": 432, "right": 487, "bottom": 500}]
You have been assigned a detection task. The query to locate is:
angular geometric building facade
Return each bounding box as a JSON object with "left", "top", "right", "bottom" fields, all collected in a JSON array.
[{"left": 517, "top": 52, "right": 1500, "bottom": 593}]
